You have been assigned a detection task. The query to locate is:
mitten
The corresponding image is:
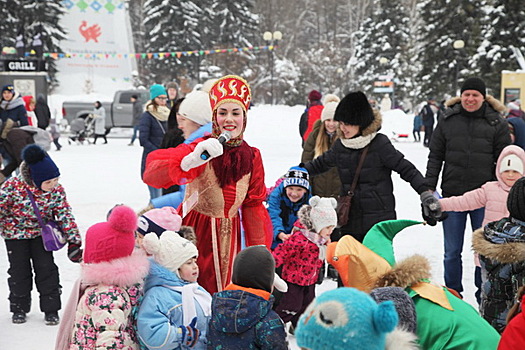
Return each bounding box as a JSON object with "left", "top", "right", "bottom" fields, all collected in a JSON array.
[
  {"left": 179, "top": 317, "right": 200, "bottom": 348},
  {"left": 420, "top": 191, "right": 444, "bottom": 220},
  {"left": 68, "top": 242, "right": 83, "bottom": 263},
  {"left": 181, "top": 138, "right": 223, "bottom": 171},
  {"left": 421, "top": 203, "right": 437, "bottom": 226}
]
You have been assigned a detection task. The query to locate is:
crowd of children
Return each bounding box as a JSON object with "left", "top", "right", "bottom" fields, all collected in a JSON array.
[{"left": 5, "top": 78, "right": 525, "bottom": 350}]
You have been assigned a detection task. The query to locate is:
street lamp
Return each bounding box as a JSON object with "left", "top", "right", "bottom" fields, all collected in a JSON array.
[
  {"left": 453, "top": 40, "right": 465, "bottom": 95},
  {"left": 263, "top": 30, "right": 283, "bottom": 104}
]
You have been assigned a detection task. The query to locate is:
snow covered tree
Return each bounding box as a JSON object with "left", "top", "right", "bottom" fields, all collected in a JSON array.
[
  {"left": 471, "top": 0, "right": 525, "bottom": 98},
  {"left": 143, "top": 0, "right": 204, "bottom": 84}
]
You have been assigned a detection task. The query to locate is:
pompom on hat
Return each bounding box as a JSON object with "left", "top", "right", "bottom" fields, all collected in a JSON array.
[
  {"left": 309, "top": 196, "right": 338, "bottom": 233},
  {"left": 508, "top": 177, "right": 525, "bottom": 221},
  {"left": 283, "top": 166, "right": 310, "bottom": 190},
  {"left": 21, "top": 144, "right": 60, "bottom": 189},
  {"left": 296, "top": 287, "right": 398, "bottom": 350},
  {"left": 83, "top": 205, "right": 138, "bottom": 264},
  {"left": 137, "top": 206, "right": 182, "bottom": 237},
  {"left": 461, "top": 77, "right": 486, "bottom": 98},
  {"left": 321, "top": 94, "right": 341, "bottom": 122},
  {"left": 150, "top": 84, "right": 167, "bottom": 100},
  {"left": 334, "top": 91, "right": 375, "bottom": 131},
  {"left": 142, "top": 230, "right": 198, "bottom": 276}
]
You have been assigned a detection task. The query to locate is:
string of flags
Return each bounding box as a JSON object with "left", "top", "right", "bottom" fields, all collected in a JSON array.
[{"left": 41, "top": 45, "right": 278, "bottom": 60}]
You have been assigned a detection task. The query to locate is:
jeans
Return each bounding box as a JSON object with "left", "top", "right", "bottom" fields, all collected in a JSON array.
[
  {"left": 130, "top": 125, "right": 139, "bottom": 144},
  {"left": 442, "top": 208, "right": 484, "bottom": 294},
  {"left": 148, "top": 185, "right": 162, "bottom": 200}
]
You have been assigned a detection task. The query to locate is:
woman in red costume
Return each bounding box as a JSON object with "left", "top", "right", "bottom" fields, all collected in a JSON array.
[{"left": 143, "top": 75, "right": 272, "bottom": 293}]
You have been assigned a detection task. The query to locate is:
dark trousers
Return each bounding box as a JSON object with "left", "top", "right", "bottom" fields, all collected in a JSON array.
[
  {"left": 5, "top": 236, "right": 61, "bottom": 314},
  {"left": 413, "top": 130, "right": 420, "bottom": 142},
  {"left": 53, "top": 137, "right": 62, "bottom": 151},
  {"left": 274, "top": 282, "right": 315, "bottom": 327},
  {"left": 423, "top": 126, "right": 433, "bottom": 147},
  {"left": 93, "top": 134, "right": 107, "bottom": 144}
]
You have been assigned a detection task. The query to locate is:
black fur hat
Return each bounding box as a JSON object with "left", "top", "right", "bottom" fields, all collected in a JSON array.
[
  {"left": 508, "top": 177, "right": 525, "bottom": 221},
  {"left": 334, "top": 91, "right": 374, "bottom": 130}
]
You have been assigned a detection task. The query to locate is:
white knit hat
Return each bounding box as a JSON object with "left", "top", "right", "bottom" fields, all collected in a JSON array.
[
  {"left": 309, "top": 196, "right": 338, "bottom": 233},
  {"left": 142, "top": 231, "right": 198, "bottom": 276},
  {"left": 508, "top": 102, "right": 520, "bottom": 111},
  {"left": 178, "top": 90, "right": 212, "bottom": 126},
  {"left": 500, "top": 154, "right": 524, "bottom": 174},
  {"left": 321, "top": 94, "right": 341, "bottom": 122}
]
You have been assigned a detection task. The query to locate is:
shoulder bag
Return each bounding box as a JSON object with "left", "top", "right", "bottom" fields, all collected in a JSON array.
[
  {"left": 336, "top": 146, "right": 369, "bottom": 228},
  {"left": 26, "top": 189, "right": 66, "bottom": 251}
]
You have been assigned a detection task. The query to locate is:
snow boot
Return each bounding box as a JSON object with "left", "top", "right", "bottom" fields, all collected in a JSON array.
[{"left": 45, "top": 312, "right": 60, "bottom": 326}]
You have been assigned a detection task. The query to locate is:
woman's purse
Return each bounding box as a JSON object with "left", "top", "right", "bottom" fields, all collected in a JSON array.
[
  {"left": 336, "top": 146, "right": 369, "bottom": 227},
  {"left": 26, "top": 189, "right": 67, "bottom": 251}
]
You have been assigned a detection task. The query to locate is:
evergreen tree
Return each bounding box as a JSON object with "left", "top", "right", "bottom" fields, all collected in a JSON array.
[
  {"left": 472, "top": 0, "right": 525, "bottom": 98},
  {"left": 143, "top": 0, "right": 204, "bottom": 83}
]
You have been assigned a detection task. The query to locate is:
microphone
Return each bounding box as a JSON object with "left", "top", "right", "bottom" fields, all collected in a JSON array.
[{"left": 200, "top": 131, "right": 231, "bottom": 160}]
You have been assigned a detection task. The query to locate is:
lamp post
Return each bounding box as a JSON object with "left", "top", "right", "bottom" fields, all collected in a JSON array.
[
  {"left": 453, "top": 39, "right": 465, "bottom": 95},
  {"left": 263, "top": 30, "right": 282, "bottom": 104}
]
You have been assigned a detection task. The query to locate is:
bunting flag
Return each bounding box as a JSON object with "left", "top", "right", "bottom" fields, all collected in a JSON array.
[{"left": 39, "top": 45, "right": 278, "bottom": 60}]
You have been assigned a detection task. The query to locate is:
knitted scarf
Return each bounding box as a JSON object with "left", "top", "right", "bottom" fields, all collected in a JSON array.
[
  {"left": 340, "top": 132, "right": 377, "bottom": 149},
  {"left": 146, "top": 103, "right": 170, "bottom": 122}
]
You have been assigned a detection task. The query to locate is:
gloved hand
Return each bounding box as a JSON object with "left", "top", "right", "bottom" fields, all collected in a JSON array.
[
  {"left": 68, "top": 242, "right": 83, "bottom": 263},
  {"left": 421, "top": 203, "right": 437, "bottom": 226},
  {"left": 420, "top": 191, "right": 444, "bottom": 222},
  {"left": 179, "top": 317, "right": 200, "bottom": 348},
  {"left": 181, "top": 138, "right": 223, "bottom": 171}
]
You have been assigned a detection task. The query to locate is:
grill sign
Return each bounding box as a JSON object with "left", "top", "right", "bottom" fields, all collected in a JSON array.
[{"left": 4, "top": 60, "right": 46, "bottom": 72}]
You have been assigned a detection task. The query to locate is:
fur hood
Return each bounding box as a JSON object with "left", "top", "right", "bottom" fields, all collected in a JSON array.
[
  {"left": 472, "top": 227, "right": 525, "bottom": 264},
  {"left": 445, "top": 95, "right": 506, "bottom": 114},
  {"left": 19, "top": 161, "right": 34, "bottom": 186},
  {"left": 297, "top": 204, "right": 314, "bottom": 231},
  {"left": 81, "top": 249, "right": 149, "bottom": 287},
  {"left": 375, "top": 255, "right": 431, "bottom": 289},
  {"left": 362, "top": 109, "right": 383, "bottom": 136}
]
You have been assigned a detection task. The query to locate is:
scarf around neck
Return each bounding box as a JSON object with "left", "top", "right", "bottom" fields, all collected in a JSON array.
[
  {"left": 0, "top": 94, "right": 24, "bottom": 111},
  {"left": 301, "top": 228, "right": 328, "bottom": 260},
  {"left": 340, "top": 132, "right": 377, "bottom": 149},
  {"left": 147, "top": 103, "right": 170, "bottom": 122}
]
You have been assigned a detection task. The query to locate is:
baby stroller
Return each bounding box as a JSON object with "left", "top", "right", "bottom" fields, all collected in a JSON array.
[{"left": 68, "top": 115, "right": 95, "bottom": 145}]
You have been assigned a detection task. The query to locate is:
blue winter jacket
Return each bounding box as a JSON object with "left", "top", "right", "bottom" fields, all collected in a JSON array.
[
  {"left": 267, "top": 182, "right": 311, "bottom": 249},
  {"left": 508, "top": 116, "right": 525, "bottom": 150},
  {"left": 137, "top": 260, "right": 210, "bottom": 350},
  {"left": 207, "top": 288, "right": 287, "bottom": 350},
  {"left": 0, "top": 95, "right": 28, "bottom": 125},
  {"left": 150, "top": 123, "right": 212, "bottom": 209}
]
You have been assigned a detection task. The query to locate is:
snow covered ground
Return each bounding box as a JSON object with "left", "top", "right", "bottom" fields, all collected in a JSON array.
[{"left": 0, "top": 104, "right": 478, "bottom": 349}]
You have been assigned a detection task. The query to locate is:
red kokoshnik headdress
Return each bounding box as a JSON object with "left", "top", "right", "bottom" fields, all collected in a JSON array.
[{"left": 209, "top": 75, "right": 251, "bottom": 147}]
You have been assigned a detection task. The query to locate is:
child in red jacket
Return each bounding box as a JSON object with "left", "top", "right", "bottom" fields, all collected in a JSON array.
[
  {"left": 499, "top": 287, "right": 525, "bottom": 349},
  {"left": 272, "top": 195, "right": 336, "bottom": 333}
]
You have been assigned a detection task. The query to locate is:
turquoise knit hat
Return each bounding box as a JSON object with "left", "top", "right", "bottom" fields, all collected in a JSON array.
[
  {"left": 296, "top": 287, "right": 398, "bottom": 350},
  {"left": 150, "top": 84, "right": 167, "bottom": 100}
]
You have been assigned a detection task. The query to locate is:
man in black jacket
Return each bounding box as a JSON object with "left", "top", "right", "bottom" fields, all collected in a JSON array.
[
  {"left": 421, "top": 97, "right": 438, "bottom": 147},
  {"left": 423, "top": 77, "right": 511, "bottom": 299}
]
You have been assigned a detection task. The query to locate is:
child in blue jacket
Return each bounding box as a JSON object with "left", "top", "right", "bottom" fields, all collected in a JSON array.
[
  {"left": 137, "top": 231, "right": 211, "bottom": 350},
  {"left": 267, "top": 166, "right": 311, "bottom": 249}
]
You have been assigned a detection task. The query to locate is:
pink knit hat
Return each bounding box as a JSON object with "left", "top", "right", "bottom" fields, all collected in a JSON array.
[
  {"left": 83, "top": 205, "right": 138, "bottom": 264},
  {"left": 137, "top": 207, "right": 182, "bottom": 237}
]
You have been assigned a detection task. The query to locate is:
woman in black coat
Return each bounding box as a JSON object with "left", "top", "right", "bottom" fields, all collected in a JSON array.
[{"left": 304, "top": 91, "right": 428, "bottom": 242}]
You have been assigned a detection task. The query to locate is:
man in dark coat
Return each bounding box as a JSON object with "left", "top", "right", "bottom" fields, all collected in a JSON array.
[
  {"left": 421, "top": 97, "right": 438, "bottom": 147},
  {"left": 423, "top": 77, "right": 511, "bottom": 299}
]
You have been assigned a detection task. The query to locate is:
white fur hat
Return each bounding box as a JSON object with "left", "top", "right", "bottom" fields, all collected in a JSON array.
[
  {"left": 500, "top": 154, "right": 524, "bottom": 174},
  {"left": 142, "top": 231, "right": 198, "bottom": 276},
  {"left": 321, "top": 94, "right": 341, "bottom": 122},
  {"left": 309, "top": 196, "right": 338, "bottom": 233},
  {"left": 178, "top": 90, "right": 212, "bottom": 126}
]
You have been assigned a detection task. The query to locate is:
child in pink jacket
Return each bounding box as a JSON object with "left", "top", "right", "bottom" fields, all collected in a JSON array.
[
  {"left": 439, "top": 145, "right": 525, "bottom": 226},
  {"left": 272, "top": 196, "right": 336, "bottom": 334},
  {"left": 437, "top": 144, "right": 525, "bottom": 303}
]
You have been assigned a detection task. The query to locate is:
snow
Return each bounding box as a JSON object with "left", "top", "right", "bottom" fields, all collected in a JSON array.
[{"left": 0, "top": 104, "right": 478, "bottom": 349}]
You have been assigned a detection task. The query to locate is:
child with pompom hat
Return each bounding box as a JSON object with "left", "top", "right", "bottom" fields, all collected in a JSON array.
[
  {"left": 0, "top": 144, "right": 81, "bottom": 325},
  {"left": 56, "top": 205, "right": 150, "bottom": 350},
  {"left": 137, "top": 231, "right": 211, "bottom": 350},
  {"left": 272, "top": 195, "right": 336, "bottom": 334}
]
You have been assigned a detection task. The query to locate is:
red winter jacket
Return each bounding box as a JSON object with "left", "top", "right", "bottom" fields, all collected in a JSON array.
[
  {"left": 498, "top": 296, "right": 525, "bottom": 349},
  {"left": 302, "top": 104, "right": 323, "bottom": 142},
  {"left": 272, "top": 225, "right": 324, "bottom": 286}
]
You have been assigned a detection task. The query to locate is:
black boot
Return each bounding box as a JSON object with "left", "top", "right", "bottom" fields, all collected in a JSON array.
[
  {"left": 12, "top": 312, "right": 26, "bottom": 324},
  {"left": 327, "top": 264, "right": 339, "bottom": 280},
  {"left": 45, "top": 312, "right": 60, "bottom": 326}
]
